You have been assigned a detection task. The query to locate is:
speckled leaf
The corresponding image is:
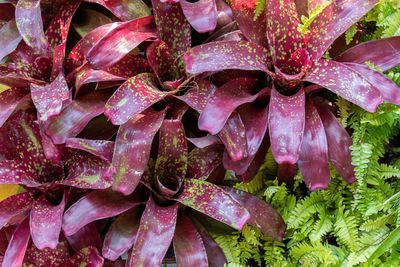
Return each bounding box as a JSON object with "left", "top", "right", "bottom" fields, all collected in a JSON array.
[
  {"left": 0, "top": 62, "right": 45, "bottom": 87},
  {"left": 65, "top": 223, "right": 102, "bottom": 252},
  {"left": 25, "top": 237, "right": 70, "bottom": 266},
  {"left": 180, "top": 0, "right": 217, "bottom": 33},
  {"left": 30, "top": 193, "right": 65, "bottom": 250},
  {"left": 103, "top": 207, "right": 141, "bottom": 261},
  {"left": 218, "top": 111, "right": 248, "bottom": 162},
  {"left": 187, "top": 145, "right": 224, "bottom": 180},
  {"left": 60, "top": 247, "right": 104, "bottom": 267},
  {"left": 129, "top": 196, "right": 178, "bottom": 267},
  {"left": 184, "top": 41, "right": 271, "bottom": 75},
  {"left": 334, "top": 36, "right": 400, "bottom": 72},
  {"left": 105, "top": 73, "right": 167, "bottom": 125},
  {"left": 112, "top": 108, "right": 165, "bottom": 195},
  {"left": 0, "top": 160, "right": 39, "bottom": 186},
  {"left": 307, "top": 0, "right": 378, "bottom": 60},
  {"left": 87, "top": 16, "right": 157, "bottom": 69},
  {"left": 66, "top": 138, "right": 114, "bottom": 162},
  {"left": 268, "top": 86, "right": 305, "bottom": 164},
  {"left": 152, "top": 0, "right": 191, "bottom": 59},
  {"left": 187, "top": 135, "right": 222, "bottom": 149},
  {"left": 61, "top": 152, "right": 114, "bottom": 189},
  {"left": 199, "top": 78, "right": 262, "bottom": 135},
  {"left": 85, "top": 0, "right": 150, "bottom": 21},
  {"left": 176, "top": 179, "right": 250, "bottom": 230},
  {"left": 174, "top": 213, "right": 208, "bottom": 267},
  {"left": 0, "top": 192, "right": 32, "bottom": 229},
  {"left": 62, "top": 190, "right": 140, "bottom": 236},
  {"left": 155, "top": 120, "right": 188, "bottom": 179},
  {"left": 2, "top": 217, "right": 30, "bottom": 267},
  {"left": 0, "top": 87, "right": 28, "bottom": 127},
  {"left": 75, "top": 65, "right": 125, "bottom": 91},
  {"left": 313, "top": 96, "right": 356, "bottom": 184},
  {"left": 46, "top": 89, "right": 112, "bottom": 144},
  {"left": 305, "top": 59, "right": 383, "bottom": 112},
  {"left": 0, "top": 19, "right": 22, "bottom": 62},
  {"left": 230, "top": 0, "right": 267, "bottom": 47},
  {"left": 266, "top": 0, "right": 303, "bottom": 65},
  {"left": 31, "top": 73, "right": 70, "bottom": 122},
  {"left": 15, "top": 0, "right": 48, "bottom": 55},
  {"left": 297, "top": 100, "right": 330, "bottom": 191},
  {"left": 222, "top": 187, "right": 286, "bottom": 242},
  {"left": 146, "top": 40, "right": 180, "bottom": 82}
]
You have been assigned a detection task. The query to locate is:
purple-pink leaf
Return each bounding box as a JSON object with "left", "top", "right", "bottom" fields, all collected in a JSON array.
[
  {"left": 187, "top": 145, "right": 224, "bottom": 180},
  {"left": 87, "top": 16, "right": 157, "bottom": 69},
  {"left": 85, "top": 0, "right": 151, "bottom": 21},
  {"left": 2, "top": 217, "right": 30, "bottom": 267},
  {"left": 0, "top": 87, "right": 28, "bottom": 127},
  {"left": 75, "top": 65, "right": 125, "bottom": 91},
  {"left": 269, "top": 87, "right": 305, "bottom": 164},
  {"left": 65, "top": 223, "right": 102, "bottom": 252},
  {"left": 223, "top": 187, "right": 286, "bottom": 242},
  {"left": 298, "top": 100, "right": 330, "bottom": 191},
  {"left": 0, "top": 192, "right": 32, "bottom": 229},
  {"left": 112, "top": 108, "right": 165, "bottom": 195},
  {"left": 24, "top": 237, "right": 70, "bottom": 266},
  {"left": 174, "top": 213, "right": 208, "bottom": 267},
  {"left": 0, "top": 19, "right": 22, "bottom": 62},
  {"left": 146, "top": 40, "right": 180, "bottom": 82},
  {"left": 305, "top": 59, "right": 383, "bottom": 112},
  {"left": 62, "top": 190, "right": 140, "bottom": 236},
  {"left": 103, "top": 207, "right": 141, "bottom": 261},
  {"left": 184, "top": 41, "right": 271, "bottom": 75},
  {"left": 180, "top": 0, "right": 217, "bottom": 33},
  {"left": 60, "top": 247, "right": 104, "bottom": 267},
  {"left": 105, "top": 73, "right": 167, "bottom": 125},
  {"left": 15, "top": 0, "right": 48, "bottom": 55},
  {"left": 0, "top": 160, "right": 38, "bottom": 186},
  {"left": 199, "top": 78, "right": 262, "bottom": 135},
  {"left": 46, "top": 90, "right": 112, "bottom": 144},
  {"left": 66, "top": 138, "right": 114, "bottom": 162},
  {"left": 130, "top": 196, "right": 178, "bottom": 266},
  {"left": 187, "top": 135, "right": 222, "bottom": 149},
  {"left": 313, "top": 96, "right": 356, "bottom": 184},
  {"left": 0, "top": 62, "right": 45, "bottom": 87},
  {"left": 335, "top": 36, "right": 400, "bottom": 72},
  {"left": 30, "top": 193, "right": 65, "bottom": 250},
  {"left": 176, "top": 179, "right": 250, "bottom": 230}
]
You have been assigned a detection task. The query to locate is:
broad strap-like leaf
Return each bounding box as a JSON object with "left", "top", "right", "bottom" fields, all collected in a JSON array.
[
  {"left": 30, "top": 193, "right": 65, "bottom": 250},
  {"left": 313, "top": 96, "right": 356, "bottom": 184},
  {"left": 146, "top": 40, "right": 180, "bottom": 83},
  {"left": 187, "top": 135, "right": 222, "bottom": 149},
  {"left": 298, "top": 100, "right": 330, "bottom": 191},
  {"left": 103, "top": 207, "right": 141, "bottom": 261},
  {"left": 129, "top": 196, "right": 178, "bottom": 266},
  {"left": 222, "top": 187, "right": 286, "bottom": 242},
  {"left": 187, "top": 145, "right": 224, "bottom": 180},
  {"left": 66, "top": 138, "right": 114, "bottom": 162},
  {"left": 105, "top": 73, "right": 167, "bottom": 125},
  {"left": 60, "top": 247, "right": 104, "bottom": 267},
  {"left": 0, "top": 87, "right": 28, "bottom": 127},
  {"left": 15, "top": 0, "right": 48, "bottom": 55},
  {"left": 0, "top": 192, "right": 32, "bottom": 229},
  {"left": 0, "top": 62, "right": 45, "bottom": 88},
  {"left": 180, "top": 0, "right": 217, "bottom": 33},
  {"left": 62, "top": 190, "right": 140, "bottom": 236},
  {"left": 87, "top": 16, "right": 157, "bottom": 69},
  {"left": 268, "top": 86, "right": 305, "bottom": 164},
  {"left": 155, "top": 120, "right": 188, "bottom": 179},
  {"left": 173, "top": 213, "right": 208, "bottom": 267},
  {"left": 334, "top": 36, "right": 400, "bottom": 72},
  {"left": 305, "top": 59, "right": 383, "bottom": 112},
  {"left": 112, "top": 108, "right": 165, "bottom": 195},
  {"left": 0, "top": 19, "right": 22, "bottom": 62},
  {"left": 199, "top": 78, "right": 263, "bottom": 135},
  {"left": 307, "top": 0, "right": 378, "bottom": 60},
  {"left": 74, "top": 65, "right": 125, "bottom": 92},
  {"left": 24, "top": 236, "right": 70, "bottom": 266},
  {"left": 85, "top": 0, "right": 151, "bottom": 21},
  {"left": 176, "top": 179, "right": 250, "bottom": 230},
  {"left": 65, "top": 223, "right": 102, "bottom": 252},
  {"left": 184, "top": 41, "right": 271, "bottom": 75},
  {"left": 2, "top": 217, "right": 30, "bottom": 267}
]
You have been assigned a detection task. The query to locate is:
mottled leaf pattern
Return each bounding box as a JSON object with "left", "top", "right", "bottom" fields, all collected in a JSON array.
[
  {"left": 0, "top": 87, "right": 28, "bottom": 127},
  {"left": 180, "top": 0, "right": 217, "bottom": 33},
  {"left": 60, "top": 247, "right": 104, "bottom": 267},
  {"left": 85, "top": 0, "right": 151, "bottom": 21},
  {"left": 0, "top": 192, "right": 32, "bottom": 229},
  {"left": 66, "top": 138, "right": 114, "bottom": 162},
  {"left": 24, "top": 237, "right": 70, "bottom": 266},
  {"left": 2, "top": 217, "right": 30, "bottom": 267},
  {"left": 187, "top": 145, "right": 224, "bottom": 180},
  {"left": 0, "top": 19, "right": 22, "bottom": 62},
  {"left": 65, "top": 223, "right": 102, "bottom": 252},
  {"left": 146, "top": 40, "right": 180, "bottom": 82}
]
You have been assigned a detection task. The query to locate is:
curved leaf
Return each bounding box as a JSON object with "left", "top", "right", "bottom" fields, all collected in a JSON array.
[
  {"left": 60, "top": 247, "right": 104, "bottom": 267},
  {"left": 25, "top": 236, "right": 70, "bottom": 266},
  {"left": 65, "top": 223, "right": 102, "bottom": 252},
  {"left": 180, "top": 0, "right": 217, "bottom": 33},
  {"left": 66, "top": 138, "right": 114, "bottom": 162},
  {"left": 146, "top": 40, "right": 180, "bottom": 82},
  {"left": 0, "top": 192, "right": 32, "bottom": 229},
  {"left": 85, "top": 0, "right": 151, "bottom": 21},
  {"left": 2, "top": 217, "right": 30, "bottom": 267},
  {"left": 0, "top": 19, "right": 22, "bottom": 62},
  {"left": 0, "top": 87, "right": 28, "bottom": 127},
  {"left": 187, "top": 145, "right": 224, "bottom": 180},
  {"left": 187, "top": 135, "right": 222, "bottom": 149}
]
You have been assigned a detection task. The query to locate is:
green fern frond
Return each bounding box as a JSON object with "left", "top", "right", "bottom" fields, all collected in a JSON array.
[
  {"left": 298, "top": 1, "right": 332, "bottom": 34},
  {"left": 345, "top": 24, "right": 358, "bottom": 45},
  {"left": 290, "top": 241, "right": 336, "bottom": 266},
  {"left": 310, "top": 208, "right": 333, "bottom": 241},
  {"left": 287, "top": 191, "right": 325, "bottom": 229},
  {"left": 334, "top": 209, "right": 359, "bottom": 251},
  {"left": 360, "top": 214, "right": 394, "bottom": 231},
  {"left": 336, "top": 96, "right": 353, "bottom": 128},
  {"left": 253, "top": 0, "right": 266, "bottom": 21}
]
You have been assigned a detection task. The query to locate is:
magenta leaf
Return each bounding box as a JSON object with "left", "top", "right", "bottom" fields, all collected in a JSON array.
[
  {"left": 2, "top": 217, "right": 30, "bottom": 267},
  {"left": 298, "top": 100, "right": 330, "bottom": 191},
  {"left": 30, "top": 193, "right": 65, "bottom": 250},
  {"left": 46, "top": 90, "right": 112, "bottom": 144},
  {"left": 155, "top": 120, "right": 188, "bottom": 179},
  {"left": 75, "top": 65, "right": 126, "bottom": 92},
  {"left": 0, "top": 63, "right": 45, "bottom": 87},
  {"left": 86, "top": 0, "right": 151, "bottom": 21},
  {"left": 0, "top": 192, "right": 32, "bottom": 229},
  {"left": 184, "top": 41, "right": 271, "bottom": 75},
  {"left": 199, "top": 78, "right": 262, "bottom": 135},
  {"left": 174, "top": 213, "right": 208, "bottom": 266},
  {"left": 105, "top": 73, "right": 167, "bottom": 125},
  {"left": 130, "top": 196, "right": 178, "bottom": 266},
  {"left": 180, "top": 0, "right": 217, "bottom": 33},
  {"left": 0, "top": 87, "right": 28, "bottom": 127},
  {"left": 103, "top": 207, "right": 141, "bottom": 261},
  {"left": 65, "top": 223, "right": 102, "bottom": 252},
  {"left": 268, "top": 86, "right": 305, "bottom": 164},
  {"left": 305, "top": 59, "right": 383, "bottom": 112},
  {"left": 187, "top": 135, "right": 222, "bottom": 149},
  {"left": 0, "top": 160, "right": 39, "bottom": 186},
  {"left": 112, "top": 108, "right": 165, "bottom": 195},
  {"left": 60, "top": 247, "right": 104, "bottom": 267},
  {"left": 0, "top": 19, "right": 22, "bottom": 62},
  {"left": 277, "top": 162, "right": 298, "bottom": 186},
  {"left": 313, "top": 96, "right": 356, "bottom": 184},
  {"left": 25, "top": 237, "right": 70, "bottom": 266},
  {"left": 146, "top": 40, "right": 180, "bottom": 82},
  {"left": 177, "top": 179, "right": 250, "bottom": 230},
  {"left": 62, "top": 190, "right": 140, "bottom": 236},
  {"left": 223, "top": 187, "right": 286, "bottom": 242},
  {"left": 87, "top": 16, "right": 157, "bottom": 69},
  {"left": 187, "top": 145, "right": 224, "bottom": 180},
  {"left": 334, "top": 36, "right": 400, "bottom": 72},
  {"left": 66, "top": 138, "right": 114, "bottom": 162},
  {"left": 15, "top": 0, "right": 48, "bottom": 55}
]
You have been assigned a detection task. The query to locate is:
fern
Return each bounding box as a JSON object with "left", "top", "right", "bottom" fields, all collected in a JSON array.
[
  {"left": 334, "top": 209, "right": 359, "bottom": 251},
  {"left": 287, "top": 191, "right": 325, "bottom": 229},
  {"left": 253, "top": 0, "right": 265, "bottom": 21},
  {"left": 290, "top": 241, "right": 335, "bottom": 266},
  {"left": 298, "top": 1, "right": 331, "bottom": 35}
]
